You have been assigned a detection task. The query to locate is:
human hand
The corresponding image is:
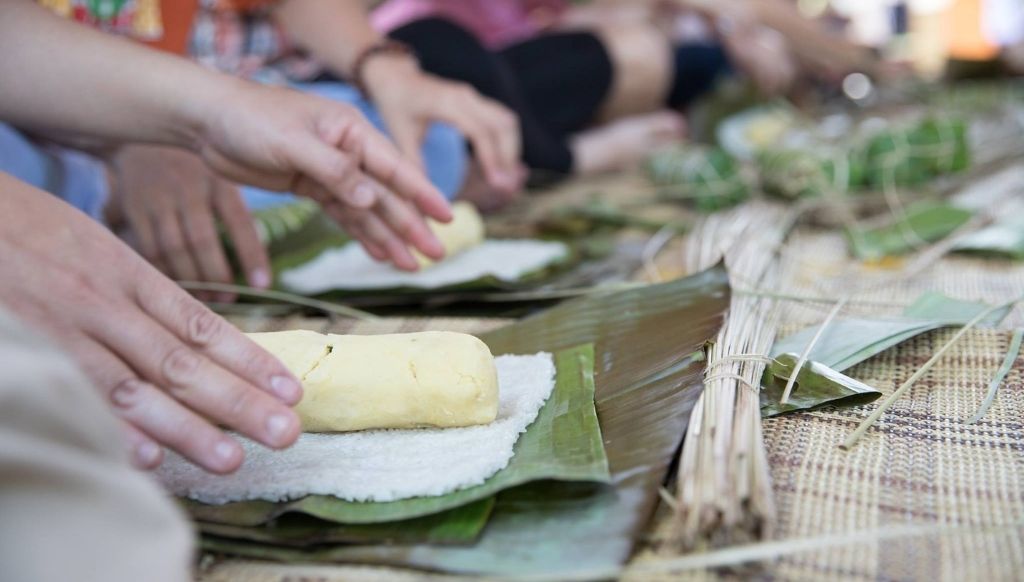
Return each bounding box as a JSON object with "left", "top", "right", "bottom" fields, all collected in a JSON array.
[
  {"left": 194, "top": 81, "right": 452, "bottom": 271},
  {"left": 111, "top": 145, "right": 270, "bottom": 301},
  {"left": 362, "top": 55, "right": 525, "bottom": 198},
  {"left": 0, "top": 174, "right": 303, "bottom": 474},
  {"left": 720, "top": 22, "right": 797, "bottom": 96}
]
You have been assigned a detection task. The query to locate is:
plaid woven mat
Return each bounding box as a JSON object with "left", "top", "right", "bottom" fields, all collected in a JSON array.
[{"left": 757, "top": 327, "right": 1024, "bottom": 581}]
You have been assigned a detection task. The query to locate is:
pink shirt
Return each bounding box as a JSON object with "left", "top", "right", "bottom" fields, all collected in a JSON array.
[{"left": 372, "top": 0, "right": 568, "bottom": 50}]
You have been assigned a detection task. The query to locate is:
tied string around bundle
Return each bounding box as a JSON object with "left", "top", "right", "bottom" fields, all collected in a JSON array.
[
  {"left": 702, "top": 353, "right": 776, "bottom": 393},
  {"left": 650, "top": 147, "right": 749, "bottom": 205}
]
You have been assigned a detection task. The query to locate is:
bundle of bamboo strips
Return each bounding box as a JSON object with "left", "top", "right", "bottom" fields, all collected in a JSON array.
[{"left": 668, "top": 202, "right": 796, "bottom": 549}]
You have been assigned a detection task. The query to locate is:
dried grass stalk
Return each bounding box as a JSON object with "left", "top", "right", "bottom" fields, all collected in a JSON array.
[{"left": 667, "top": 202, "right": 797, "bottom": 549}]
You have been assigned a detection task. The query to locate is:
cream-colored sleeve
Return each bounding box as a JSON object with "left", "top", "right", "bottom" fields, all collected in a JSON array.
[
  {"left": 0, "top": 309, "right": 193, "bottom": 582},
  {"left": 248, "top": 330, "right": 499, "bottom": 432}
]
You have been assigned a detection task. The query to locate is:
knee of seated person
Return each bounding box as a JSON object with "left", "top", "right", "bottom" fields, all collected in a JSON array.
[
  {"left": 593, "top": 23, "right": 673, "bottom": 119},
  {"left": 421, "top": 122, "right": 468, "bottom": 201}
]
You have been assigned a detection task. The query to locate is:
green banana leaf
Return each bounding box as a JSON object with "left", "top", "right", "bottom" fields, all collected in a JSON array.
[
  {"left": 201, "top": 265, "right": 731, "bottom": 577},
  {"left": 252, "top": 200, "right": 322, "bottom": 248},
  {"left": 646, "top": 146, "right": 750, "bottom": 212},
  {"left": 196, "top": 498, "right": 494, "bottom": 547},
  {"left": 861, "top": 117, "right": 970, "bottom": 189},
  {"left": 758, "top": 147, "right": 867, "bottom": 200},
  {"left": 953, "top": 214, "right": 1024, "bottom": 260},
  {"left": 186, "top": 344, "right": 608, "bottom": 526},
  {"left": 760, "top": 354, "right": 882, "bottom": 417},
  {"left": 846, "top": 201, "right": 974, "bottom": 260},
  {"left": 772, "top": 291, "right": 1011, "bottom": 373},
  {"left": 761, "top": 292, "right": 1010, "bottom": 417}
]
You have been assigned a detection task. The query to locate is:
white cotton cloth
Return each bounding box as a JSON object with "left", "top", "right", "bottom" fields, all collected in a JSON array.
[
  {"left": 157, "top": 353, "right": 556, "bottom": 505},
  {"left": 279, "top": 240, "right": 568, "bottom": 293}
]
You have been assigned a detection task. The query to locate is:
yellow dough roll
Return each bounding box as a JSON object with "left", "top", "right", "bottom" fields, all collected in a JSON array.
[
  {"left": 247, "top": 330, "right": 499, "bottom": 432},
  {"left": 247, "top": 329, "right": 331, "bottom": 379},
  {"left": 416, "top": 201, "right": 485, "bottom": 268}
]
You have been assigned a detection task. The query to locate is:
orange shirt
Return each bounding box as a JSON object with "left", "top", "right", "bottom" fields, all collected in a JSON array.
[
  {"left": 35, "top": 0, "right": 278, "bottom": 55},
  {"left": 946, "top": 0, "right": 999, "bottom": 61}
]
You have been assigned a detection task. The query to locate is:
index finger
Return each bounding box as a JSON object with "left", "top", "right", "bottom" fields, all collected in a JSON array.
[
  {"left": 134, "top": 272, "right": 304, "bottom": 406},
  {"left": 326, "top": 117, "right": 453, "bottom": 224}
]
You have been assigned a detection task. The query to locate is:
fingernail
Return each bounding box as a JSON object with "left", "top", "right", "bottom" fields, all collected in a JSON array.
[
  {"left": 110, "top": 380, "right": 140, "bottom": 408},
  {"left": 352, "top": 183, "right": 376, "bottom": 207},
  {"left": 249, "top": 268, "right": 271, "bottom": 289},
  {"left": 135, "top": 441, "right": 161, "bottom": 468},
  {"left": 266, "top": 413, "right": 294, "bottom": 444},
  {"left": 270, "top": 375, "right": 302, "bottom": 403},
  {"left": 215, "top": 440, "right": 239, "bottom": 463}
]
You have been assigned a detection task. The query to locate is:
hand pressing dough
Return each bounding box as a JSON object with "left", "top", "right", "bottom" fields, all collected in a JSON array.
[
  {"left": 248, "top": 330, "right": 499, "bottom": 432},
  {"left": 416, "top": 201, "right": 485, "bottom": 267}
]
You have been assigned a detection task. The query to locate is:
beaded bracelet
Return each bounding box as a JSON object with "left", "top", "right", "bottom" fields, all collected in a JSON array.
[{"left": 351, "top": 39, "right": 416, "bottom": 96}]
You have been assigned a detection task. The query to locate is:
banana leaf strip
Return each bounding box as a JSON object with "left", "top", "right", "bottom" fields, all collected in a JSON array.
[
  {"left": 760, "top": 354, "right": 882, "bottom": 417},
  {"left": 201, "top": 264, "right": 731, "bottom": 577},
  {"left": 953, "top": 214, "right": 1024, "bottom": 260},
  {"left": 846, "top": 201, "right": 974, "bottom": 260},
  {"left": 196, "top": 497, "right": 495, "bottom": 547},
  {"left": 185, "top": 343, "right": 608, "bottom": 526},
  {"left": 772, "top": 291, "right": 1011, "bottom": 373}
]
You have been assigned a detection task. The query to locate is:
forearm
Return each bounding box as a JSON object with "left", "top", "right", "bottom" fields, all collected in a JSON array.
[
  {"left": 273, "top": 0, "right": 381, "bottom": 78},
  {"left": 743, "top": 0, "right": 876, "bottom": 74},
  {"left": 0, "top": 0, "right": 240, "bottom": 148}
]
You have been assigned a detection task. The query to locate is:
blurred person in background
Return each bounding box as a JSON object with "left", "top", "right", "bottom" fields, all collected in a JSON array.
[{"left": 371, "top": 0, "right": 890, "bottom": 191}]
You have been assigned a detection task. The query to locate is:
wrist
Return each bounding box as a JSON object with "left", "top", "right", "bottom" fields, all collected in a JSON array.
[
  {"left": 173, "top": 72, "right": 251, "bottom": 151},
  {"left": 351, "top": 40, "right": 417, "bottom": 96},
  {"left": 360, "top": 53, "right": 420, "bottom": 98}
]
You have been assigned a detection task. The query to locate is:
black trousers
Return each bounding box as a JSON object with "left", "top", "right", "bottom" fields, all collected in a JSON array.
[
  {"left": 391, "top": 17, "right": 612, "bottom": 177},
  {"left": 389, "top": 17, "right": 731, "bottom": 177}
]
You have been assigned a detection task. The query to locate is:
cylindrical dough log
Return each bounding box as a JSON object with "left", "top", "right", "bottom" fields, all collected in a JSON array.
[
  {"left": 416, "top": 201, "right": 485, "bottom": 268},
  {"left": 247, "top": 330, "right": 331, "bottom": 380},
  {"left": 248, "top": 331, "right": 498, "bottom": 432}
]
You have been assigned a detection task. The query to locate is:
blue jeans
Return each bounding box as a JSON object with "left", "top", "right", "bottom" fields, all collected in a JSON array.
[{"left": 0, "top": 124, "right": 109, "bottom": 222}]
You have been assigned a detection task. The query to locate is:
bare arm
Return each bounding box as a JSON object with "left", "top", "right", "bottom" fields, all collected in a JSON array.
[
  {"left": 745, "top": 0, "right": 879, "bottom": 78},
  {"left": 274, "top": 0, "right": 525, "bottom": 197},
  {"left": 274, "top": 0, "right": 380, "bottom": 77},
  {"left": 666, "top": 0, "right": 879, "bottom": 78},
  {"left": 0, "top": 0, "right": 225, "bottom": 147}
]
